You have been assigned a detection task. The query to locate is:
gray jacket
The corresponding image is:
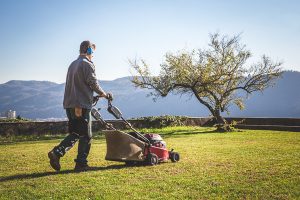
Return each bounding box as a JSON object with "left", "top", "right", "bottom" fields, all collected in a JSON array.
[{"left": 63, "top": 55, "right": 105, "bottom": 109}]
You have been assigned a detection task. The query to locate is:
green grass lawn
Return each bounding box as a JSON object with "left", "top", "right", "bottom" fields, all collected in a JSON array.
[{"left": 0, "top": 127, "right": 299, "bottom": 200}]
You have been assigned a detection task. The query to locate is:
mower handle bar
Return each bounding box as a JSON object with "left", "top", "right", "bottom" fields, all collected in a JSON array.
[
  {"left": 92, "top": 95, "right": 150, "bottom": 144},
  {"left": 93, "top": 94, "right": 113, "bottom": 106}
]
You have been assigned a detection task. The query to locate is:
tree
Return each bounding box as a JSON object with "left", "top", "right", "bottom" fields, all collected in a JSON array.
[{"left": 130, "top": 33, "right": 282, "bottom": 130}]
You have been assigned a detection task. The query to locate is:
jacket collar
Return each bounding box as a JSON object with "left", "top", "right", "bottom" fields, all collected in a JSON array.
[{"left": 78, "top": 55, "right": 93, "bottom": 63}]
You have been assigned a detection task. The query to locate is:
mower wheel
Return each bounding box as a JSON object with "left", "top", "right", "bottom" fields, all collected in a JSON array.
[
  {"left": 147, "top": 153, "right": 158, "bottom": 166},
  {"left": 170, "top": 152, "right": 180, "bottom": 162}
]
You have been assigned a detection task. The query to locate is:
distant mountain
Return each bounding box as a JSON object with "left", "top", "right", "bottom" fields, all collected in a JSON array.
[
  {"left": 0, "top": 80, "right": 65, "bottom": 119},
  {"left": 230, "top": 71, "right": 300, "bottom": 117},
  {"left": 0, "top": 71, "right": 299, "bottom": 119}
]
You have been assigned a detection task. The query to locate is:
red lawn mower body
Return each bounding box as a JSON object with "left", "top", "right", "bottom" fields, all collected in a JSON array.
[
  {"left": 143, "top": 133, "right": 179, "bottom": 164},
  {"left": 144, "top": 134, "right": 169, "bottom": 162}
]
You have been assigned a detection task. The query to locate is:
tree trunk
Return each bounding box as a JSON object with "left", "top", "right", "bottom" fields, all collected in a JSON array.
[
  {"left": 214, "top": 110, "right": 226, "bottom": 124},
  {"left": 214, "top": 109, "right": 231, "bottom": 132}
]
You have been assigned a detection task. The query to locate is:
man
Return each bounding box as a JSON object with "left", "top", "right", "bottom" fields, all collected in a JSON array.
[{"left": 48, "top": 40, "right": 112, "bottom": 171}]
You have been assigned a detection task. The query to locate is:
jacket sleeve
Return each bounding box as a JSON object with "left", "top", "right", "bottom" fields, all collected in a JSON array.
[{"left": 83, "top": 62, "right": 105, "bottom": 95}]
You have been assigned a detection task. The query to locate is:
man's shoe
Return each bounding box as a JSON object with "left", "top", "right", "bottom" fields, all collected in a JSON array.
[
  {"left": 48, "top": 150, "right": 61, "bottom": 171},
  {"left": 74, "top": 163, "right": 91, "bottom": 171}
]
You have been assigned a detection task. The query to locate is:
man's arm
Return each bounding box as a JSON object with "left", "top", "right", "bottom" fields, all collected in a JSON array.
[{"left": 83, "top": 63, "right": 107, "bottom": 97}]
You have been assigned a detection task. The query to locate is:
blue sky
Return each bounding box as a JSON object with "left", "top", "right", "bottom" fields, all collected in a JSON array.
[{"left": 0, "top": 0, "right": 299, "bottom": 83}]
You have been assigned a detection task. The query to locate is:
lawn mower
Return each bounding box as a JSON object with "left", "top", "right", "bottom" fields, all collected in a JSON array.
[{"left": 91, "top": 96, "right": 180, "bottom": 166}]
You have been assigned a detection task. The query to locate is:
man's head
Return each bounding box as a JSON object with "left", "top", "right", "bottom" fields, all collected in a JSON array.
[{"left": 80, "top": 40, "right": 96, "bottom": 60}]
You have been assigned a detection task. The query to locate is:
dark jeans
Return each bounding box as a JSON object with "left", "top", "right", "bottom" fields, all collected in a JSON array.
[{"left": 53, "top": 108, "right": 92, "bottom": 164}]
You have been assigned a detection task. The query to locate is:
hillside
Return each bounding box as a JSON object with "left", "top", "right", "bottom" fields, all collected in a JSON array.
[{"left": 0, "top": 71, "right": 299, "bottom": 119}]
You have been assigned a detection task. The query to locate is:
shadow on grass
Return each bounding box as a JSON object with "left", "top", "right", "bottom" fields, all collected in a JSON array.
[
  {"left": 1, "top": 128, "right": 232, "bottom": 145},
  {"left": 0, "top": 130, "right": 222, "bottom": 144},
  {"left": 161, "top": 129, "right": 221, "bottom": 138},
  {"left": 0, "top": 164, "right": 129, "bottom": 182}
]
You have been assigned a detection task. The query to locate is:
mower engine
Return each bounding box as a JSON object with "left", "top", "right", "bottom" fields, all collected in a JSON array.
[{"left": 144, "top": 134, "right": 166, "bottom": 148}]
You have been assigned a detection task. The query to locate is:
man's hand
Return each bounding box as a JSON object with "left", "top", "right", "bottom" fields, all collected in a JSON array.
[
  {"left": 106, "top": 93, "right": 113, "bottom": 101},
  {"left": 97, "top": 92, "right": 113, "bottom": 100}
]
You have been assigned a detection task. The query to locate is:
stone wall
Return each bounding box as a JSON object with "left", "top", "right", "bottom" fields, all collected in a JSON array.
[
  {"left": 0, "top": 117, "right": 299, "bottom": 136},
  {"left": 0, "top": 121, "right": 69, "bottom": 136},
  {"left": 226, "top": 117, "right": 300, "bottom": 132}
]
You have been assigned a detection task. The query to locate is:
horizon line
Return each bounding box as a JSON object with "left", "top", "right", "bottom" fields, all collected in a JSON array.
[{"left": 1, "top": 70, "right": 299, "bottom": 85}]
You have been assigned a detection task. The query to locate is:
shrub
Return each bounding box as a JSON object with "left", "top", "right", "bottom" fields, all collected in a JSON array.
[{"left": 132, "top": 115, "right": 188, "bottom": 128}]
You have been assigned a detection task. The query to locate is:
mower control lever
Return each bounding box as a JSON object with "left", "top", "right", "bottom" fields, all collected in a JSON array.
[{"left": 93, "top": 92, "right": 113, "bottom": 106}]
